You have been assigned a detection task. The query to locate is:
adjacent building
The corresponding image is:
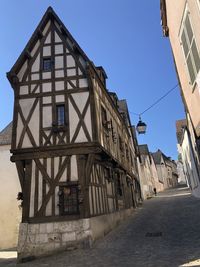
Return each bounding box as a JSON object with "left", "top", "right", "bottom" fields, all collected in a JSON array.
[
  {"left": 0, "top": 123, "right": 21, "bottom": 249},
  {"left": 160, "top": 0, "right": 200, "bottom": 195},
  {"left": 137, "top": 145, "right": 164, "bottom": 200},
  {"left": 176, "top": 119, "right": 188, "bottom": 185},
  {"left": 169, "top": 159, "right": 179, "bottom": 188},
  {"left": 161, "top": 0, "right": 200, "bottom": 135},
  {"left": 7, "top": 7, "right": 141, "bottom": 261},
  {"left": 152, "top": 149, "right": 178, "bottom": 189},
  {"left": 176, "top": 119, "right": 200, "bottom": 197}
]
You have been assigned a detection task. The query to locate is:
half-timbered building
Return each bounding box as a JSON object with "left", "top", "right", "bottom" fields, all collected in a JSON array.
[{"left": 7, "top": 7, "right": 141, "bottom": 260}]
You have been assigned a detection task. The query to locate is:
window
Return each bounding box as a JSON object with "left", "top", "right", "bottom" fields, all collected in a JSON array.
[
  {"left": 59, "top": 185, "right": 79, "bottom": 215},
  {"left": 119, "top": 136, "right": 124, "bottom": 152},
  {"left": 101, "top": 106, "right": 107, "bottom": 127},
  {"left": 125, "top": 144, "right": 129, "bottom": 160},
  {"left": 43, "top": 58, "right": 53, "bottom": 71},
  {"left": 56, "top": 105, "right": 65, "bottom": 126},
  {"left": 117, "top": 175, "right": 122, "bottom": 196},
  {"left": 180, "top": 10, "right": 200, "bottom": 84}
]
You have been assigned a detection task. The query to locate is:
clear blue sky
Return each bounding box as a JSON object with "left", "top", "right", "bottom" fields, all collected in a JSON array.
[{"left": 0, "top": 0, "right": 185, "bottom": 159}]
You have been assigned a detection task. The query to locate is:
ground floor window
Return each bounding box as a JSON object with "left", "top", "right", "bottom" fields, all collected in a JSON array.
[{"left": 59, "top": 184, "right": 79, "bottom": 215}]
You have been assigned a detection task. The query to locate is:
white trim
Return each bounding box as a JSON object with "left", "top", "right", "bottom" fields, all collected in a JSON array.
[
  {"left": 178, "top": 1, "right": 188, "bottom": 36},
  {"left": 197, "top": 0, "right": 200, "bottom": 12},
  {"left": 179, "top": 4, "right": 200, "bottom": 86}
]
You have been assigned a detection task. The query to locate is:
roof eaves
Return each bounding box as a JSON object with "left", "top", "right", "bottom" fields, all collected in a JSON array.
[{"left": 160, "top": 0, "right": 169, "bottom": 37}]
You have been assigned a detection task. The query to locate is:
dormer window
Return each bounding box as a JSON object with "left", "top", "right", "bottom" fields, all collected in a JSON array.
[{"left": 43, "top": 58, "right": 53, "bottom": 71}]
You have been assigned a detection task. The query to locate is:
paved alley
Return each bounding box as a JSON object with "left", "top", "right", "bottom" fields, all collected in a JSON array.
[{"left": 2, "top": 185, "right": 200, "bottom": 267}]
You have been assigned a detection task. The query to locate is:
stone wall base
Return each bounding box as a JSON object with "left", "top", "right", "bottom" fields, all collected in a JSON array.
[{"left": 17, "top": 208, "right": 134, "bottom": 262}]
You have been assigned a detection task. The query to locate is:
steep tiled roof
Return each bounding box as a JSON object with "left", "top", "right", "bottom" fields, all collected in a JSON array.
[
  {"left": 0, "top": 122, "right": 12, "bottom": 145},
  {"left": 151, "top": 151, "right": 161, "bottom": 164},
  {"left": 152, "top": 149, "right": 172, "bottom": 165}
]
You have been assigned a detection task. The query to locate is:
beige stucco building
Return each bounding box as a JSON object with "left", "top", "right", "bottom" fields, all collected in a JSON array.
[
  {"left": 176, "top": 118, "right": 200, "bottom": 196},
  {"left": 152, "top": 150, "right": 178, "bottom": 190},
  {"left": 161, "top": 0, "right": 200, "bottom": 196},
  {"left": 161, "top": 0, "right": 200, "bottom": 137},
  {"left": 0, "top": 123, "right": 21, "bottom": 249},
  {"left": 137, "top": 145, "right": 163, "bottom": 200}
]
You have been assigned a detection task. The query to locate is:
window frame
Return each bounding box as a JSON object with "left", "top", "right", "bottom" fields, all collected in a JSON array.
[
  {"left": 197, "top": 0, "right": 200, "bottom": 11},
  {"left": 116, "top": 174, "right": 123, "bottom": 197},
  {"left": 56, "top": 104, "right": 66, "bottom": 126},
  {"left": 119, "top": 136, "right": 124, "bottom": 152},
  {"left": 180, "top": 6, "right": 200, "bottom": 86},
  {"left": 42, "top": 57, "right": 53, "bottom": 72},
  {"left": 59, "top": 184, "right": 79, "bottom": 216},
  {"left": 101, "top": 105, "right": 108, "bottom": 129}
]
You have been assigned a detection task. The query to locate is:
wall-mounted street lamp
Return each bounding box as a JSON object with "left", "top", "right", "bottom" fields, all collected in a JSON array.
[{"left": 136, "top": 116, "right": 147, "bottom": 134}]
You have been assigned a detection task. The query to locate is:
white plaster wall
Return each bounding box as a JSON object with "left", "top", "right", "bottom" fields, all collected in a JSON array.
[
  {"left": 43, "top": 46, "right": 51, "bottom": 57},
  {"left": 31, "top": 53, "right": 40, "bottom": 72},
  {"left": 55, "top": 44, "right": 63, "bottom": 55},
  {"left": 55, "top": 95, "right": 65, "bottom": 103},
  {"left": 20, "top": 85, "right": 28, "bottom": 95},
  {"left": 55, "top": 56, "right": 63, "bottom": 69},
  {"left": 69, "top": 92, "right": 92, "bottom": 143},
  {"left": 31, "top": 40, "right": 40, "bottom": 57},
  {"left": 137, "top": 157, "right": 150, "bottom": 200},
  {"left": 71, "top": 155, "right": 78, "bottom": 181},
  {"left": 55, "top": 70, "right": 64, "bottom": 78},
  {"left": 156, "top": 164, "right": 168, "bottom": 190},
  {"left": 55, "top": 31, "right": 62, "bottom": 43},
  {"left": 181, "top": 130, "right": 200, "bottom": 197},
  {"left": 42, "top": 20, "right": 50, "bottom": 35},
  {"left": 43, "top": 106, "right": 52, "bottom": 128},
  {"left": 176, "top": 161, "right": 187, "bottom": 184},
  {"left": 18, "top": 98, "right": 40, "bottom": 147},
  {"left": 55, "top": 81, "right": 64, "bottom": 91},
  {"left": 69, "top": 100, "right": 79, "bottom": 141},
  {"left": 0, "top": 145, "right": 21, "bottom": 249},
  {"left": 150, "top": 155, "right": 164, "bottom": 192},
  {"left": 67, "top": 55, "right": 75, "bottom": 67},
  {"left": 45, "top": 32, "right": 51, "bottom": 44}
]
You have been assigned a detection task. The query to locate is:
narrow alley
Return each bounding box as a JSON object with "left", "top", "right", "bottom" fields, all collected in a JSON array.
[{"left": 1, "top": 185, "right": 200, "bottom": 267}]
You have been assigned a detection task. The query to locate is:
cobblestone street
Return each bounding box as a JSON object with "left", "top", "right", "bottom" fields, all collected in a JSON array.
[{"left": 1, "top": 185, "right": 200, "bottom": 267}]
